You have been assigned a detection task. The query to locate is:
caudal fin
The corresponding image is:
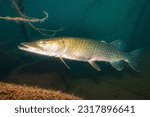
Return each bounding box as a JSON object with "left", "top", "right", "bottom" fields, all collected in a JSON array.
[{"left": 126, "top": 49, "right": 141, "bottom": 72}]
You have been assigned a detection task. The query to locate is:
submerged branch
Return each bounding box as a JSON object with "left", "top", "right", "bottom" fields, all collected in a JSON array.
[
  {"left": 27, "top": 22, "right": 65, "bottom": 37},
  {"left": 13, "top": 0, "right": 30, "bottom": 41},
  {"left": 2, "top": 0, "right": 63, "bottom": 37},
  {"left": 0, "top": 11, "right": 48, "bottom": 23}
]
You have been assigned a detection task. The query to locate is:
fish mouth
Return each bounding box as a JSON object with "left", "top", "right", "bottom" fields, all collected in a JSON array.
[
  {"left": 18, "top": 42, "right": 44, "bottom": 55},
  {"left": 18, "top": 42, "right": 35, "bottom": 52},
  {"left": 18, "top": 43, "right": 29, "bottom": 50}
]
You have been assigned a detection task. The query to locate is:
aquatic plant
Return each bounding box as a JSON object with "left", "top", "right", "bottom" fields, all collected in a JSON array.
[{"left": 0, "top": 82, "right": 81, "bottom": 100}]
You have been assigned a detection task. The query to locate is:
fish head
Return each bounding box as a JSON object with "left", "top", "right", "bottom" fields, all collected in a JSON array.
[{"left": 18, "top": 39, "right": 65, "bottom": 56}]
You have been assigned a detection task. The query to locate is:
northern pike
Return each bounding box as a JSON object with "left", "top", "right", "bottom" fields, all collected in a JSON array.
[{"left": 18, "top": 37, "right": 141, "bottom": 72}]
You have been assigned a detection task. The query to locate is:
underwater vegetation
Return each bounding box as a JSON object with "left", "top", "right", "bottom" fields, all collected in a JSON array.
[
  {"left": 0, "top": 82, "right": 81, "bottom": 100},
  {"left": 0, "top": 0, "right": 150, "bottom": 99}
]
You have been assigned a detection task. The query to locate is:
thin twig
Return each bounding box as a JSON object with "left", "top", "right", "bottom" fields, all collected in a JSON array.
[
  {"left": 0, "top": 11, "right": 48, "bottom": 23},
  {"left": 11, "top": 0, "right": 63, "bottom": 37}
]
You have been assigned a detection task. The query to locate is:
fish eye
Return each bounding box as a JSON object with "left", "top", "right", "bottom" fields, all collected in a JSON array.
[
  {"left": 42, "top": 41, "right": 47, "bottom": 45},
  {"left": 39, "top": 41, "right": 47, "bottom": 46}
]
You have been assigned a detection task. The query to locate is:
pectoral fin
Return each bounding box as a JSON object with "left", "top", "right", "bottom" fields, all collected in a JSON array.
[
  {"left": 88, "top": 61, "right": 101, "bottom": 71},
  {"left": 59, "top": 57, "right": 70, "bottom": 69}
]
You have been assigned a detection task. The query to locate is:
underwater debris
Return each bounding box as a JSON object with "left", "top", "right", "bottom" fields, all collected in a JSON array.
[
  {"left": 11, "top": 0, "right": 31, "bottom": 41},
  {"left": 0, "top": 0, "right": 64, "bottom": 37},
  {"left": 0, "top": 82, "right": 81, "bottom": 100},
  {"left": 11, "top": 0, "right": 64, "bottom": 37},
  {"left": 0, "top": 11, "right": 48, "bottom": 23},
  {"left": 28, "top": 24, "right": 64, "bottom": 37}
]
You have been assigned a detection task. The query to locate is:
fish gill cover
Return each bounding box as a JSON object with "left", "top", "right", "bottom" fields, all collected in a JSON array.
[{"left": 0, "top": 0, "right": 150, "bottom": 99}]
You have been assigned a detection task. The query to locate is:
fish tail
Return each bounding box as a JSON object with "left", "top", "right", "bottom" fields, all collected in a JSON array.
[{"left": 126, "top": 49, "right": 141, "bottom": 72}]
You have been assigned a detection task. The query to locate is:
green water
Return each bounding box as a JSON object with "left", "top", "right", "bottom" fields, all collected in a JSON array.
[{"left": 0, "top": 0, "right": 150, "bottom": 99}]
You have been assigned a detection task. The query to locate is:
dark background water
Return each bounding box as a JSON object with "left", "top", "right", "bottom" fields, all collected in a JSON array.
[{"left": 0, "top": 0, "right": 150, "bottom": 99}]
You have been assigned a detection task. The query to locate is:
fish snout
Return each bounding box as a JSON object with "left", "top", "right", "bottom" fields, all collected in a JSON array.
[{"left": 18, "top": 42, "right": 32, "bottom": 51}]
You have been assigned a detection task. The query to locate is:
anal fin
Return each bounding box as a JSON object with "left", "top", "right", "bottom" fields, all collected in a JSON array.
[
  {"left": 88, "top": 61, "right": 101, "bottom": 71},
  {"left": 59, "top": 57, "right": 70, "bottom": 69},
  {"left": 110, "top": 61, "right": 124, "bottom": 71}
]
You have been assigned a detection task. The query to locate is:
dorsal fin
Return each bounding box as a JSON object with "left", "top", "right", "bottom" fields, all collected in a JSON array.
[
  {"left": 110, "top": 39, "right": 126, "bottom": 51},
  {"left": 59, "top": 57, "right": 70, "bottom": 69}
]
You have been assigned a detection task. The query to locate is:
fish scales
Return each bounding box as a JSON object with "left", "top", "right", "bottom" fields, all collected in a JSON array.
[
  {"left": 18, "top": 37, "right": 141, "bottom": 72},
  {"left": 61, "top": 38, "right": 125, "bottom": 62}
]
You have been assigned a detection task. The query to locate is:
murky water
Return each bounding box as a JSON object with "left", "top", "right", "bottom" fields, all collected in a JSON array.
[{"left": 0, "top": 0, "right": 150, "bottom": 99}]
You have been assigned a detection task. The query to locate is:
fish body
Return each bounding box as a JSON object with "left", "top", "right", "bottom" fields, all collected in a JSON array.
[
  {"left": 18, "top": 37, "right": 140, "bottom": 71},
  {"left": 59, "top": 38, "right": 124, "bottom": 62}
]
